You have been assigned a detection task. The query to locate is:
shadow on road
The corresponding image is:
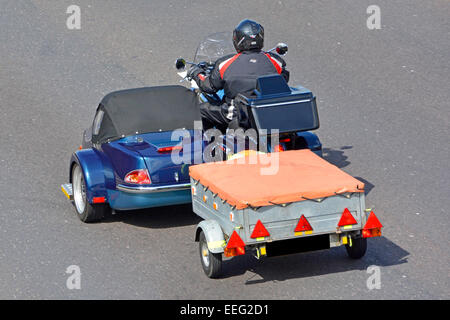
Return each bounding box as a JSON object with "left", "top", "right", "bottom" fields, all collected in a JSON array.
[
  {"left": 354, "top": 176, "right": 375, "bottom": 196},
  {"left": 322, "top": 146, "right": 352, "bottom": 169},
  {"left": 105, "top": 203, "right": 201, "bottom": 229},
  {"left": 323, "top": 146, "right": 375, "bottom": 196},
  {"left": 217, "top": 236, "right": 409, "bottom": 284}
]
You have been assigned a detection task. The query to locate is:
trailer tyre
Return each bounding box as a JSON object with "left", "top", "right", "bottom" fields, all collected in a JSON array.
[
  {"left": 345, "top": 236, "right": 367, "bottom": 259},
  {"left": 199, "top": 231, "right": 222, "bottom": 278}
]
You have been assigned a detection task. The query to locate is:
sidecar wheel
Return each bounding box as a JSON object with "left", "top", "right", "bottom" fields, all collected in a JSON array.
[{"left": 72, "top": 164, "right": 110, "bottom": 223}]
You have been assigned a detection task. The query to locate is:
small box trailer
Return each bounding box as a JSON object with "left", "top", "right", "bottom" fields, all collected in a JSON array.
[{"left": 189, "top": 149, "right": 383, "bottom": 278}]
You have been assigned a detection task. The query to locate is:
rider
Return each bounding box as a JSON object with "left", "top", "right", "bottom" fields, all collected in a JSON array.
[{"left": 188, "top": 19, "right": 290, "bottom": 131}]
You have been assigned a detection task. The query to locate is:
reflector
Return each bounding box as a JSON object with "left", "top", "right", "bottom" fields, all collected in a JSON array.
[
  {"left": 92, "top": 196, "right": 106, "bottom": 204},
  {"left": 250, "top": 220, "right": 270, "bottom": 239},
  {"left": 226, "top": 231, "right": 246, "bottom": 249},
  {"left": 294, "top": 215, "right": 313, "bottom": 232},
  {"left": 224, "top": 231, "right": 246, "bottom": 257},
  {"left": 364, "top": 211, "right": 383, "bottom": 230},
  {"left": 362, "top": 212, "right": 383, "bottom": 238},
  {"left": 337, "top": 208, "right": 358, "bottom": 227}
]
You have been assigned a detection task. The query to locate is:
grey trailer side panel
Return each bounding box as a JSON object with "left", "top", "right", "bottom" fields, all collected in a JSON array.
[{"left": 243, "top": 192, "right": 366, "bottom": 244}]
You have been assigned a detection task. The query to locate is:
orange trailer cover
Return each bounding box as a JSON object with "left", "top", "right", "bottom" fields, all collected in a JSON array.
[{"left": 189, "top": 150, "right": 364, "bottom": 210}]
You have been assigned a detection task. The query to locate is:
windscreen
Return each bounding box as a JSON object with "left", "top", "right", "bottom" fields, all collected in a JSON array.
[{"left": 194, "top": 32, "right": 235, "bottom": 64}]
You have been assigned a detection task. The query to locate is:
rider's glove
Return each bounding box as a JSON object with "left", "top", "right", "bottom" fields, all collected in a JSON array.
[{"left": 187, "top": 65, "right": 204, "bottom": 80}]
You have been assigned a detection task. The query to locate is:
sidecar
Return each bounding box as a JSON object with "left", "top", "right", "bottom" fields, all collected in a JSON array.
[
  {"left": 61, "top": 85, "right": 204, "bottom": 222},
  {"left": 61, "top": 80, "right": 323, "bottom": 222}
]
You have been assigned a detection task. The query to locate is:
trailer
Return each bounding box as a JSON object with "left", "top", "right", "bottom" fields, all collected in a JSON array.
[{"left": 190, "top": 149, "right": 383, "bottom": 278}]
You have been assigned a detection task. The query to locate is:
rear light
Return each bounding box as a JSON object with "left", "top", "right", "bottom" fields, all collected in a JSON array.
[
  {"left": 124, "top": 169, "right": 151, "bottom": 185},
  {"left": 295, "top": 215, "right": 313, "bottom": 234},
  {"left": 273, "top": 144, "right": 285, "bottom": 152},
  {"left": 250, "top": 220, "right": 270, "bottom": 239},
  {"left": 362, "top": 228, "right": 382, "bottom": 238},
  {"left": 224, "top": 246, "right": 245, "bottom": 257},
  {"left": 158, "top": 145, "right": 182, "bottom": 153},
  {"left": 224, "top": 231, "right": 246, "bottom": 257},
  {"left": 362, "top": 211, "right": 383, "bottom": 238},
  {"left": 338, "top": 208, "right": 358, "bottom": 227},
  {"left": 280, "top": 138, "right": 291, "bottom": 143}
]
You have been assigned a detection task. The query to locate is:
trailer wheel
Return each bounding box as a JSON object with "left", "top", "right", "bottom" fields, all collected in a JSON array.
[
  {"left": 345, "top": 236, "right": 367, "bottom": 259},
  {"left": 199, "top": 231, "right": 222, "bottom": 278},
  {"left": 72, "top": 164, "right": 110, "bottom": 223}
]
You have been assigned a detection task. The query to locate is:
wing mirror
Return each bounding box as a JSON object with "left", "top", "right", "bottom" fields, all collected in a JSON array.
[
  {"left": 275, "top": 43, "right": 288, "bottom": 56},
  {"left": 175, "top": 58, "right": 186, "bottom": 70}
]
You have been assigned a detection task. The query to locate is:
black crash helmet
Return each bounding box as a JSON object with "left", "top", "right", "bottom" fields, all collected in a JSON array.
[{"left": 232, "top": 19, "right": 264, "bottom": 52}]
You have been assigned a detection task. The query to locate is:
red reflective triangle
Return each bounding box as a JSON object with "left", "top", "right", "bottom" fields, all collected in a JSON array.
[
  {"left": 338, "top": 208, "right": 358, "bottom": 226},
  {"left": 226, "top": 230, "right": 246, "bottom": 249},
  {"left": 294, "top": 215, "right": 313, "bottom": 232},
  {"left": 363, "top": 211, "right": 383, "bottom": 230},
  {"left": 250, "top": 220, "right": 270, "bottom": 238}
]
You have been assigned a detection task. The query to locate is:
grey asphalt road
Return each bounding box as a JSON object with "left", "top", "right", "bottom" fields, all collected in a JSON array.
[{"left": 0, "top": 0, "right": 449, "bottom": 299}]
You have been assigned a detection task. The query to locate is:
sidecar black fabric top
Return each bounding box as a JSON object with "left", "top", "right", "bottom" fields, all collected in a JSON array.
[{"left": 92, "top": 85, "right": 200, "bottom": 144}]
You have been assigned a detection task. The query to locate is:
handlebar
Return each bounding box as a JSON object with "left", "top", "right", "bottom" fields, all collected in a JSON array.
[{"left": 175, "top": 41, "right": 287, "bottom": 83}]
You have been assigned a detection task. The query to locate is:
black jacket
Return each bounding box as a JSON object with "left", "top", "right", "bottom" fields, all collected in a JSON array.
[{"left": 194, "top": 49, "right": 289, "bottom": 104}]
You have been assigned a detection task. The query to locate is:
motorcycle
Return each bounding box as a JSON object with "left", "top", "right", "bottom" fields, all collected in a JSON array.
[
  {"left": 61, "top": 32, "right": 323, "bottom": 222},
  {"left": 175, "top": 32, "right": 322, "bottom": 157}
]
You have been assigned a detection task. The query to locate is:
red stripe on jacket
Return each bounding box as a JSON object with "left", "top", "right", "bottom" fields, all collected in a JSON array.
[
  {"left": 264, "top": 53, "right": 282, "bottom": 74},
  {"left": 219, "top": 53, "right": 241, "bottom": 79}
]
